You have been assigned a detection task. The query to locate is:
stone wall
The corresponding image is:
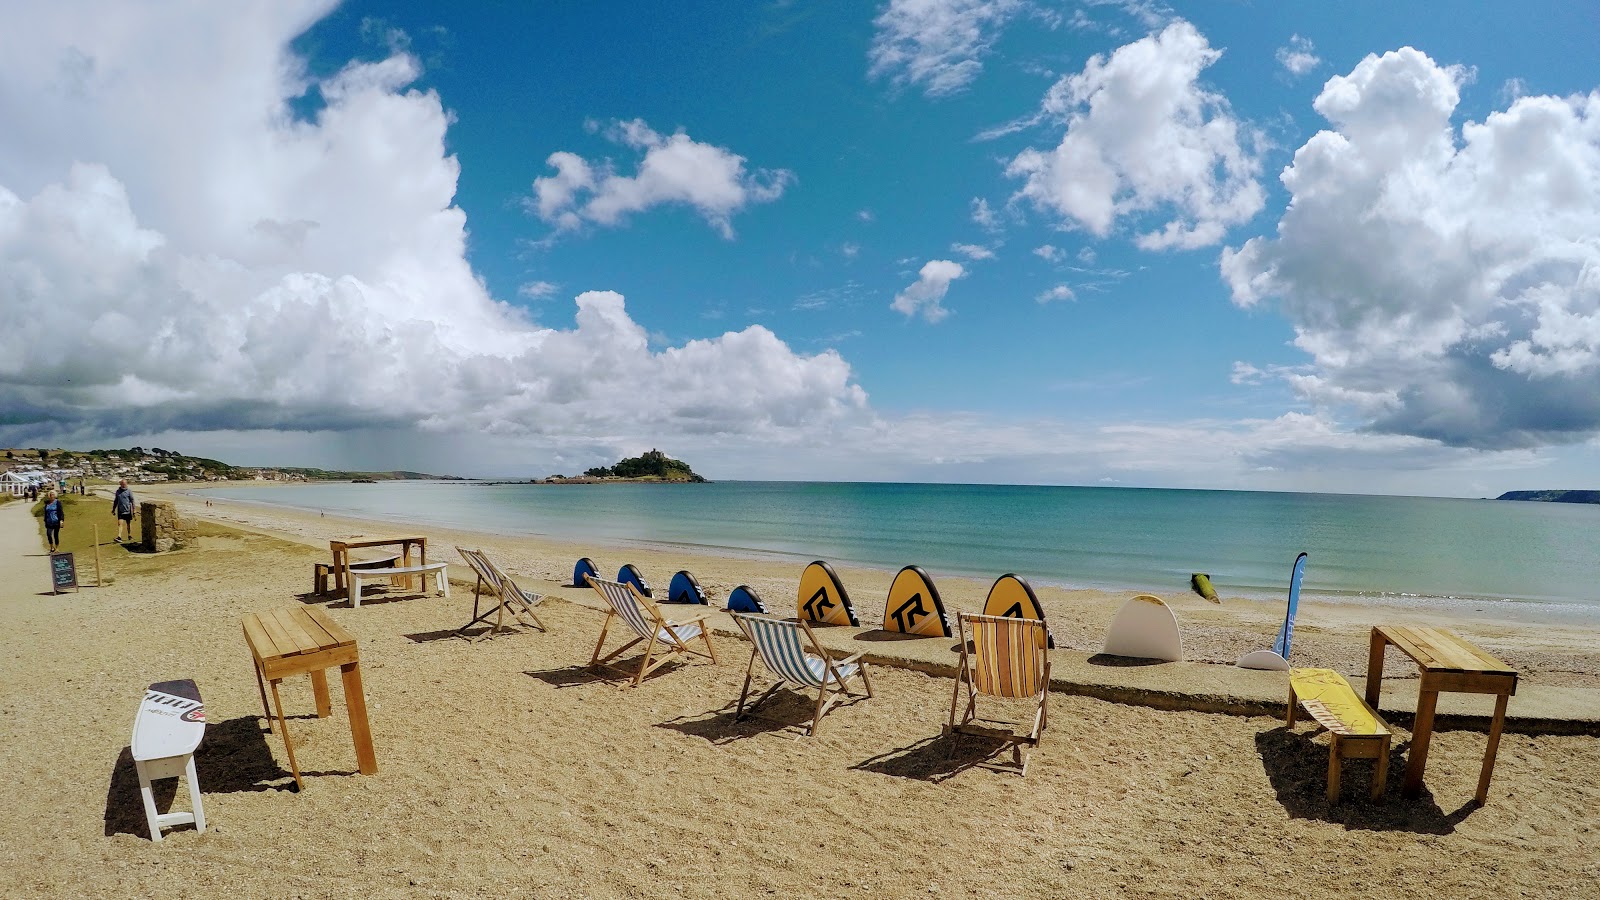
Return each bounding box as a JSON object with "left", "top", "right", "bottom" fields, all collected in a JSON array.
[{"left": 139, "top": 500, "right": 184, "bottom": 552}]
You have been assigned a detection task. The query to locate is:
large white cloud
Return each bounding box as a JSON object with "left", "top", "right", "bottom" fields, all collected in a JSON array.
[
  {"left": 0, "top": 2, "right": 861, "bottom": 449},
  {"left": 1222, "top": 47, "right": 1600, "bottom": 449},
  {"left": 529, "top": 119, "right": 792, "bottom": 239},
  {"left": 1006, "top": 21, "right": 1264, "bottom": 249},
  {"left": 868, "top": 0, "right": 1022, "bottom": 97}
]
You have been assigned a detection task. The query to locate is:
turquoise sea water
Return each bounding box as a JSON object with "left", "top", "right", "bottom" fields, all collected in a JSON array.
[{"left": 209, "top": 481, "right": 1600, "bottom": 611}]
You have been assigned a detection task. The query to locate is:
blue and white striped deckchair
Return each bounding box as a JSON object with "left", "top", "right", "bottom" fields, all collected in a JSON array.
[
  {"left": 587, "top": 576, "right": 717, "bottom": 686},
  {"left": 454, "top": 548, "right": 547, "bottom": 642},
  {"left": 730, "top": 612, "right": 873, "bottom": 737}
]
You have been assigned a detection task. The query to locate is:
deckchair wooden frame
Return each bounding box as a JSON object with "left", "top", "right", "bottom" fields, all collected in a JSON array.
[
  {"left": 455, "top": 547, "right": 548, "bottom": 642},
  {"left": 945, "top": 612, "right": 1051, "bottom": 776},
  {"left": 731, "top": 613, "right": 874, "bottom": 737},
  {"left": 587, "top": 576, "right": 717, "bottom": 686}
]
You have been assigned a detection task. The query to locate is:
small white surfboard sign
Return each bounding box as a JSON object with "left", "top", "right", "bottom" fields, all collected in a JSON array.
[
  {"left": 1100, "top": 594, "right": 1183, "bottom": 662},
  {"left": 1235, "top": 649, "right": 1291, "bottom": 671},
  {"left": 132, "top": 680, "right": 206, "bottom": 762}
]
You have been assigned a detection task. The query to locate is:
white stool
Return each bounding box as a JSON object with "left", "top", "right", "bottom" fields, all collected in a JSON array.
[{"left": 131, "top": 680, "right": 207, "bottom": 842}]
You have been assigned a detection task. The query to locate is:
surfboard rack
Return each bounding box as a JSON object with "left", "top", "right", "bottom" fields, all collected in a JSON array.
[
  {"left": 880, "top": 565, "right": 951, "bottom": 637},
  {"left": 665, "top": 570, "right": 708, "bottom": 605},
  {"left": 798, "top": 560, "right": 858, "bottom": 627},
  {"left": 617, "top": 564, "right": 653, "bottom": 598},
  {"left": 982, "top": 573, "right": 1056, "bottom": 649},
  {"left": 572, "top": 557, "right": 600, "bottom": 588},
  {"left": 1100, "top": 594, "right": 1183, "bottom": 662},
  {"left": 726, "top": 585, "right": 767, "bottom": 614}
]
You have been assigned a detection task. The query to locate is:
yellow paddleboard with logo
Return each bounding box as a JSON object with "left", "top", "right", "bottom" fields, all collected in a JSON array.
[
  {"left": 798, "top": 560, "right": 858, "bottom": 627},
  {"left": 881, "top": 565, "right": 950, "bottom": 637},
  {"left": 982, "top": 573, "right": 1055, "bottom": 648}
]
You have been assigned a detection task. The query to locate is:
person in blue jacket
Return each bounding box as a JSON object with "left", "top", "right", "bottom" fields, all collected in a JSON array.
[
  {"left": 113, "top": 479, "right": 136, "bottom": 542},
  {"left": 43, "top": 490, "right": 65, "bottom": 552}
]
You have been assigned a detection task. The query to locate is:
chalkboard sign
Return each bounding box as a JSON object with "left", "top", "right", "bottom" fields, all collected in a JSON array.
[{"left": 50, "top": 552, "right": 78, "bottom": 593}]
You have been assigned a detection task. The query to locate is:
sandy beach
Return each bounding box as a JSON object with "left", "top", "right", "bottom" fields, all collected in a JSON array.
[{"left": 1, "top": 487, "right": 1597, "bottom": 898}]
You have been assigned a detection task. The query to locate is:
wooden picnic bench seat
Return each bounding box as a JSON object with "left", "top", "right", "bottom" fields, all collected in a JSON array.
[
  {"left": 1287, "top": 668, "right": 1392, "bottom": 803},
  {"left": 313, "top": 554, "right": 400, "bottom": 596},
  {"left": 349, "top": 561, "right": 450, "bottom": 608}
]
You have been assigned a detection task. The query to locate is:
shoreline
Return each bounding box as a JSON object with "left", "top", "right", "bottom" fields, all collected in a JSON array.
[
  {"left": 148, "top": 482, "right": 1600, "bottom": 688},
  {"left": 168, "top": 480, "right": 1600, "bottom": 624}
]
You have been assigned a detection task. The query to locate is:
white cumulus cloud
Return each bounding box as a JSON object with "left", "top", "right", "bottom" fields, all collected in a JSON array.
[
  {"left": 951, "top": 242, "right": 996, "bottom": 260},
  {"left": 1221, "top": 46, "right": 1600, "bottom": 449},
  {"left": 1275, "top": 34, "right": 1320, "bottom": 76},
  {"left": 868, "top": 0, "right": 1023, "bottom": 97},
  {"left": 891, "top": 259, "right": 966, "bottom": 322},
  {"left": 529, "top": 119, "right": 792, "bottom": 239},
  {"left": 1006, "top": 21, "right": 1264, "bottom": 249},
  {"left": 0, "top": 2, "right": 863, "bottom": 452}
]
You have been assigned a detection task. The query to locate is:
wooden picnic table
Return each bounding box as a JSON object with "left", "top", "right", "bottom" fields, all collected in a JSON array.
[
  {"left": 1365, "top": 625, "right": 1517, "bottom": 804},
  {"left": 242, "top": 605, "right": 377, "bottom": 790},
  {"left": 330, "top": 536, "right": 427, "bottom": 596}
]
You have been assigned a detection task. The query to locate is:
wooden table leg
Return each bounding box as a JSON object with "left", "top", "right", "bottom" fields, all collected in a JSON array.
[
  {"left": 1475, "top": 692, "right": 1511, "bottom": 805},
  {"left": 340, "top": 661, "right": 378, "bottom": 775},
  {"left": 1403, "top": 687, "right": 1439, "bottom": 798},
  {"left": 310, "top": 668, "right": 332, "bottom": 718},
  {"left": 268, "top": 678, "right": 304, "bottom": 790},
  {"left": 252, "top": 660, "right": 272, "bottom": 731},
  {"left": 332, "top": 547, "right": 347, "bottom": 596},
  {"left": 1365, "top": 629, "right": 1387, "bottom": 709}
]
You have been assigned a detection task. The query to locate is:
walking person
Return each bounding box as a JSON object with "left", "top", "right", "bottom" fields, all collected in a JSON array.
[
  {"left": 43, "top": 490, "right": 65, "bottom": 553},
  {"left": 113, "top": 479, "right": 136, "bottom": 542}
]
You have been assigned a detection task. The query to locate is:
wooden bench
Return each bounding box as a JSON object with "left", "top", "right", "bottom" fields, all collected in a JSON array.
[
  {"left": 1287, "top": 668, "right": 1392, "bottom": 803},
  {"left": 313, "top": 554, "right": 400, "bottom": 596},
  {"left": 349, "top": 561, "right": 449, "bottom": 608}
]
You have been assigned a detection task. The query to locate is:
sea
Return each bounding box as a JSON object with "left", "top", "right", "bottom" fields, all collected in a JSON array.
[{"left": 207, "top": 480, "right": 1600, "bottom": 617}]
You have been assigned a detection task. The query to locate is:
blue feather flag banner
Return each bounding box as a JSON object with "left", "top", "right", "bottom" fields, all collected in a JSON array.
[{"left": 1271, "top": 552, "right": 1309, "bottom": 660}]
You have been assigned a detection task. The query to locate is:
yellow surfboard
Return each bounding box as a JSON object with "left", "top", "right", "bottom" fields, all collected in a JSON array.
[
  {"left": 982, "top": 573, "right": 1056, "bottom": 648},
  {"left": 1289, "top": 668, "right": 1386, "bottom": 735},
  {"left": 798, "top": 560, "right": 858, "bottom": 627},
  {"left": 882, "top": 565, "right": 950, "bottom": 637}
]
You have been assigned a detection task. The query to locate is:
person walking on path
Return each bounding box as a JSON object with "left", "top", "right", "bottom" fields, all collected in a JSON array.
[
  {"left": 113, "top": 479, "right": 136, "bottom": 542},
  {"left": 42, "top": 490, "right": 65, "bottom": 553}
]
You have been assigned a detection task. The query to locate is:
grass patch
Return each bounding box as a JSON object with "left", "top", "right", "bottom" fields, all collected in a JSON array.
[{"left": 30, "top": 493, "right": 116, "bottom": 555}]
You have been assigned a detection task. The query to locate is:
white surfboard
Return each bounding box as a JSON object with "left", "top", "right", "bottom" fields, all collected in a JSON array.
[
  {"left": 1235, "top": 649, "right": 1291, "bottom": 671},
  {"left": 1100, "top": 594, "right": 1183, "bottom": 662},
  {"left": 132, "top": 679, "right": 206, "bottom": 762}
]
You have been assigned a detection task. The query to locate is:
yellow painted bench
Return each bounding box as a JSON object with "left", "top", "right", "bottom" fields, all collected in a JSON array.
[{"left": 1287, "top": 668, "right": 1392, "bottom": 803}]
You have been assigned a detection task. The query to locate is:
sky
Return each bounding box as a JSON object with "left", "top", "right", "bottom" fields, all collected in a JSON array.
[{"left": 2, "top": 0, "right": 1599, "bottom": 496}]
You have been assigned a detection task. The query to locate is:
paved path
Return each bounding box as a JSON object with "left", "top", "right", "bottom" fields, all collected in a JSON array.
[{"left": 0, "top": 500, "right": 48, "bottom": 603}]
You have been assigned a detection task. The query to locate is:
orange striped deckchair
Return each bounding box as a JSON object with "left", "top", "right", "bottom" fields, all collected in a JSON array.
[{"left": 945, "top": 612, "right": 1051, "bottom": 775}]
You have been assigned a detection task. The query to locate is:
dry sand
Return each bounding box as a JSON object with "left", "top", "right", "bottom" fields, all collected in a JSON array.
[{"left": 1, "top": 491, "right": 1597, "bottom": 898}]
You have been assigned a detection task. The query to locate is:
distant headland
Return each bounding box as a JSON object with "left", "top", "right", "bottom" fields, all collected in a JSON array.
[
  {"left": 1497, "top": 490, "right": 1600, "bottom": 505},
  {"left": 0, "top": 446, "right": 459, "bottom": 484},
  {"left": 535, "top": 449, "right": 707, "bottom": 484}
]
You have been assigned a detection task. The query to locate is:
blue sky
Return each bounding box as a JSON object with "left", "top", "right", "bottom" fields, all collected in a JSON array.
[{"left": 3, "top": 2, "right": 1599, "bottom": 494}]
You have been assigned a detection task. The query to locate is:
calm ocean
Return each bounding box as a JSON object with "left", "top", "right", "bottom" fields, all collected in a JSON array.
[{"left": 210, "top": 481, "right": 1600, "bottom": 611}]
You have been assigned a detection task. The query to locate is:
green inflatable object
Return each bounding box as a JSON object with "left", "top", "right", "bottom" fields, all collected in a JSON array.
[{"left": 1191, "top": 572, "right": 1219, "bottom": 603}]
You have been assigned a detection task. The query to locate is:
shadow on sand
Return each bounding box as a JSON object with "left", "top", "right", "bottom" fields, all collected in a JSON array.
[
  {"left": 851, "top": 732, "right": 1010, "bottom": 783},
  {"left": 1255, "top": 727, "right": 1481, "bottom": 833},
  {"left": 104, "top": 715, "right": 350, "bottom": 837}
]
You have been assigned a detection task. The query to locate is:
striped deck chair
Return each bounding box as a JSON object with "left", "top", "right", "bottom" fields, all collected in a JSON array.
[
  {"left": 945, "top": 612, "right": 1051, "bottom": 775},
  {"left": 587, "top": 576, "right": 717, "bottom": 686},
  {"left": 731, "top": 612, "right": 874, "bottom": 737},
  {"left": 455, "top": 547, "right": 547, "bottom": 642}
]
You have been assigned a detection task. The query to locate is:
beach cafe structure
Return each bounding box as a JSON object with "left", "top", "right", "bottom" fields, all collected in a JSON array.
[{"left": 1, "top": 470, "right": 47, "bottom": 497}]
